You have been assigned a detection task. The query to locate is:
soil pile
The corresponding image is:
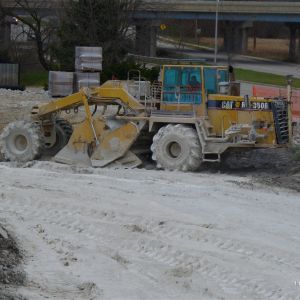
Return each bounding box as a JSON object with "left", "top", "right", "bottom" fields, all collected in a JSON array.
[{"left": 0, "top": 225, "right": 26, "bottom": 300}]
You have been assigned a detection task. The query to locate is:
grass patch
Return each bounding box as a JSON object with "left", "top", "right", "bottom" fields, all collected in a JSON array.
[
  {"left": 235, "top": 68, "right": 300, "bottom": 89},
  {"left": 20, "top": 70, "right": 48, "bottom": 87},
  {"left": 18, "top": 64, "right": 300, "bottom": 91}
]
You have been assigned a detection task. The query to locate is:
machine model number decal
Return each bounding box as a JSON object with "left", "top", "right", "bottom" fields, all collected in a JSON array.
[
  {"left": 220, "top": 101, "right": 270, "bottom": 110},
  {"left": 252, "top": 102, "right": 270, "bottom": 110}
]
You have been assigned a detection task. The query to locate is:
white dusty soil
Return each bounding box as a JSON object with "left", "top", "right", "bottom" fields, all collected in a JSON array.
[
  {"left": 0, "top": 88, "right": 50, "bottom": 132},
  {"left": 0, "top": 161, "right": 300, "bottom": 300},
  {"left": 1, "top": 88, "right": 300, "bottom": 299}
]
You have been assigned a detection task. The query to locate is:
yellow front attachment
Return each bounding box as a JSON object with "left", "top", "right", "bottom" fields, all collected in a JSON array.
[
  {"left": 91, "top": 121, "right": 145, "bottom": 167},
  {"left": 54, "top": 117, "right": 107, "bottom": 166},
  {"left": 92, "top": 81, "right": 145, "bottom": 113},
  {"left": 46, "top": 80, "right": 146, "bottom": 167},
  {"left": 54, "top": 117, "right": 145, "bottom": 167}
]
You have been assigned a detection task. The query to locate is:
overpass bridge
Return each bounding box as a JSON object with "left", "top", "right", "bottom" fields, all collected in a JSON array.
[
  {"left": 134, "top": 1, "right": 300, "bottom": 59},
  {"left": 2, "top": 0, "right": 300, "bottom": 22},
  {"left": 1, "top": 1, "right": 300, "bottom": 60},
  {"left": 136, "top": 1, "right": 300, "bottom": 23}
]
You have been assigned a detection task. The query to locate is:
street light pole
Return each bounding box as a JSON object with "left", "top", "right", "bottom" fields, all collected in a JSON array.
[{"left": 214, "top": 0, "right": 220, "bottom": 64}]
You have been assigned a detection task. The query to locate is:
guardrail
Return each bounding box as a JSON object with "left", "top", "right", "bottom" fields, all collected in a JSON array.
[
  {"left": 139, "top": 1, "right": 300, "bottom": 14},
  {"left": 127, "top": 53, "right": 206, "bottom": 65},
  {"left": 3, "top": 1, "right": 300, "bottom": 14}
]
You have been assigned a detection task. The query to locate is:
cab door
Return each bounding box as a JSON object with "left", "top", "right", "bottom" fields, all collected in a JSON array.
[
  {"left": 204, "top": 67, "right": 218, "bottom": 94},
  {"left": 203, "top": 67, "right": 229, "bottom": 95}
]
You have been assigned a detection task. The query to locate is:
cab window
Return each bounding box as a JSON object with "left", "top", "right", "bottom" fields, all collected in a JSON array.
[
  {"left": 164, "top": 67, "right": 179, "bottom": 87},
  {"left": 163, "top": 67, "right": 202, "bottom": 104}
]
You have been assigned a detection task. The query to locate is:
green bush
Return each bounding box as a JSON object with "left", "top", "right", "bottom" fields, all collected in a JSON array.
[{"left": 0, "top": 49, "right": 11, "bottom": 63}]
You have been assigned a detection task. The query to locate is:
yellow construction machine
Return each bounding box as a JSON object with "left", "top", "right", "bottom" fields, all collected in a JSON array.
[{"left": 0, "top": 65, "right": 294, "bottom": 171}]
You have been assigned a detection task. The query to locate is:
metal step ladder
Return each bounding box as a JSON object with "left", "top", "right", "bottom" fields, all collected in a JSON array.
[
  {"left": 195, "top": 119, "right": 256, "bottom": 163},
  {"left": 271, "top": 100, "right": 289, "bottom": 144},
  {"left": 195, "top": 120, "right": 225, "bottom": 163}
]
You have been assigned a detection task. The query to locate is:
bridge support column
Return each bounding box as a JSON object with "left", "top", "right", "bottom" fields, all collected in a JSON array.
[
  {"left": 0, "top": 17, "right": 11, "bottom": 48},
  {"left": 135, "top": 21, "right": 157, "bottom": 57},
  {"left": 287, "top": 23, "right": 298, "bottom": 62},
  {"left": 241, "top": 24, "right": 250, "bottom": 52},
  {"left": 224, "top": 21, "right": 252, "bottom": 54}
]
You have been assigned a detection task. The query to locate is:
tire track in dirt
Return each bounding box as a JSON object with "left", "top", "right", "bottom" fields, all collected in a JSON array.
[
  {"left": 1, "top": 196, "right": 299, "bottom": 300},
  {"left": 5, "top": 195, "right": 296, "bottom": 274},
  {"left": 0, "top": 199, "right": 103, "bottom": 299}
]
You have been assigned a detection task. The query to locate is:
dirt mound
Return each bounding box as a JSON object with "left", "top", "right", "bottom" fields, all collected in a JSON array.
[
  {"left": 255, "top": 171, "right": 300, "bottom": 192},
  {"left": 219, "top": 148, "right": 300, "bottom": 192},
  {"left": 221, "top": 148, "right": 299, "bottom": 171},
  {"left": 0, "top": 224, "right": 26, "bottom": 299}
]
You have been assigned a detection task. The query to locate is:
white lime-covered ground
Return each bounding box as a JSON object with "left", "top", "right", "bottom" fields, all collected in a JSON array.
[{"left": 0, "top": 161, "right": 300, "bottom": 300}]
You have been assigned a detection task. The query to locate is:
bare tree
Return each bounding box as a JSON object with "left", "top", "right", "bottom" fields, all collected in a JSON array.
[
  {"left": 56, "top": 0, "right": 140, "bottom": 69},
  {"left": 0, "top": 0, "right": 58, "bottom": 70},
  {"left": 1, "top": 0, "right": 140, "bottom": 70}
]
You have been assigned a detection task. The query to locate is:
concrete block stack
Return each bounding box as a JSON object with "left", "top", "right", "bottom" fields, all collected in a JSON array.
[
  {"left": 74, "top": 46, "right": 102, "bottom": 91},
  {"left": 48, "top": 71, "right": 74, "bottom": 97},
  {"left": 75, "top": 72, "right": 101, "bottom": 92},
  {"left": 48, "top": 46, "right": 102, "bottom": 97}
]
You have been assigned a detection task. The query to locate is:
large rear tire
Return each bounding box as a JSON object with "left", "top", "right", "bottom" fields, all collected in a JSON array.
[
  {"left": 0, "top": 121, "right": 42, "bottom": 162},
  {"left": 151, "top": 124, "right": 202, "bottom": 171},
  {"left": 43, "top": 118, "right": 73, "bottom": 156},
  {"left": 293, "top": 124, "right": 300, "bottom": 146},
  {"left": 56, "top": 118, "right": 73, "bottom": 139}
]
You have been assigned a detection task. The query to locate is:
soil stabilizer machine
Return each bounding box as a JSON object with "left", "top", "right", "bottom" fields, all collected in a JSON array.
[{"left": 0, "top": 65, "right": 296, "bottom": 171}]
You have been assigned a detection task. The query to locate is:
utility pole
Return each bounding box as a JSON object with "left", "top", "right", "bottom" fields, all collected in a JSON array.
[{"left": 214, "top": 0, "right": 220, "bottom": 64}]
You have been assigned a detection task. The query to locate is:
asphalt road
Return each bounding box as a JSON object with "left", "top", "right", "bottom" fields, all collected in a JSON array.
[{"left": 158, "top": 40, "right": 300, "bottom": 78}]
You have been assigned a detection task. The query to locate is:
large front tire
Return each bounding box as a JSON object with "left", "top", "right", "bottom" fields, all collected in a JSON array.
[
  {"left": 151, "top": 124, "right": 202, "bottom": 171},
  {"left": 0, "top": 121, "right": 42, "bottom": 162}
]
